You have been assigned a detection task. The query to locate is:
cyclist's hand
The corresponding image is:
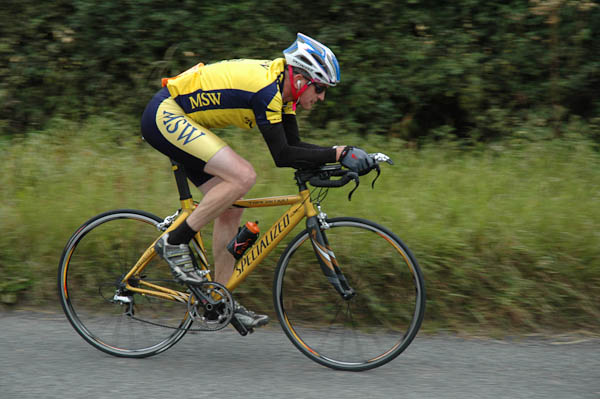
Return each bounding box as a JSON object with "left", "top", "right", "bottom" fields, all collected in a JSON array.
[{"left": 340, "top": 146, "right": 376, "bottom": 176}]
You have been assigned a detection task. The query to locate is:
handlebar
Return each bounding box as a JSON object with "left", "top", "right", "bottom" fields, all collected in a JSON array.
[
  {"left": 295, "top": 152, "right": 394, "bottom": 200},
  {"left": 309, "top": 168, "right": 359, "bottom": 188}
]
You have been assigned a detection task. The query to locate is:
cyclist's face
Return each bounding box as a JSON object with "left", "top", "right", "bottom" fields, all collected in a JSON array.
[{"left": 298, "top": 79, "right": 326, "bottom": 110}]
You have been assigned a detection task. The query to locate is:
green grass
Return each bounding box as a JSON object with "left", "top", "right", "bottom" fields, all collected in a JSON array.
[{"left": 1, "top": 117, "right": 599, "bottom": 334}]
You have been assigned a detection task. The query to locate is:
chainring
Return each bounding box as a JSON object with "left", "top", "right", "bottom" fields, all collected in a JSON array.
[{"left": 187, "top": 281, "right": 234, "bottom": 331}]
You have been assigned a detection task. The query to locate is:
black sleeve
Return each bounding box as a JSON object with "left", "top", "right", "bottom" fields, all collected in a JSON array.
[
  {"left": 282, "top": 114, "right": 328, "bottom": 150},
  {"left": 259, "top": 115, "right": 336, "bottom": 169}
]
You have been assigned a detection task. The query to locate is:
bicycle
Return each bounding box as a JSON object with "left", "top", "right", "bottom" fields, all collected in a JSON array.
[{"left": 58, "top": 153, "right": 426, "bottom": 371}]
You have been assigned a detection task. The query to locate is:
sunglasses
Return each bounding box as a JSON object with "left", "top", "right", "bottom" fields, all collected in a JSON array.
[{"left": 309, "top": 81, "right": 327, "bottom": 94}]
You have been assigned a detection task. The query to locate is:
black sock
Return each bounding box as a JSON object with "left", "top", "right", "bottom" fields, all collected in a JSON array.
[{"left": 167, "top": 220, "right": 197, "bottom": 245}]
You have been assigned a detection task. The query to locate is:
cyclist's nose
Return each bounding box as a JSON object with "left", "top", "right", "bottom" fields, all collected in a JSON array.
[{"left": 318, "top": 91, "right": 326, "bottom": 101}]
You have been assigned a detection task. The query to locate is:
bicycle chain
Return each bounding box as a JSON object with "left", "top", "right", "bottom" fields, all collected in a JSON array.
[
  {"left": 121, "top": 300, "right": 232, "bottom": 332},
  {"left": 102, "top": 286, "right": 211, "bottom": 331},
  {"left": 123, "top": 283, "right": 234, "bottom": 332},
  {"left": 126, "top": 313, "right": 218, "bottom": 332}
]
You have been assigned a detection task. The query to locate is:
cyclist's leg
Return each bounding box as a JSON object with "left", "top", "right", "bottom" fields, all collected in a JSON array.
[
  {"left": 143, "top": 91, "right": 256, "bottom": 258},
  {"left": 212, "top": 207, "right": 244, "bottom": 284},
  {"left": 142, "top": 87, "right": 256, "bottom": 235},
  {"left": 193, "top": 148, "right": 256, "bottom": 285},
  {"left": 141, "top": 88, "right": 225, "bottom": 283},
  {"left": 197, "top": 174, "right": 245, "bottom": 284},
  {"left": 141, "top": 89, "right": 267, "bottom": 327},
  {"left": 194, "top": 154, "right": 268, "bottom": 328}
]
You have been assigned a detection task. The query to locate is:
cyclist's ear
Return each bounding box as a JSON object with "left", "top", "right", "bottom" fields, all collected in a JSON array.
[{"left": 292, "top": 72, "right": 307, "bottom": 85}]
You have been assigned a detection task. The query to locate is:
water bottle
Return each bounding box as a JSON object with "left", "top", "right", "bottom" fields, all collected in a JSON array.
[{"left": 227, "top": 221, "right": 260, "bottom": 259}]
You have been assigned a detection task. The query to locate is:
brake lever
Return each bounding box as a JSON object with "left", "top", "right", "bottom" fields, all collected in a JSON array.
[
  {"left": 347, "top": 172, "right": 360, "bottom": 201},
  {"left": 368, "top": 153, "right": 393, "bottom": 189},
  {"left": 371, "top": 165, "right": 381, "bottom": 189}
]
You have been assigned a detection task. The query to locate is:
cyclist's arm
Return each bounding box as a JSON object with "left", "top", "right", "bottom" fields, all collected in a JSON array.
[
  {"left": 283, "top": 115, "right": 346, "bottom": 160},
  {"left": 282, "top": 114, "right": 326, "bottom": 150},
  {"left": 259, "top": 116, "right": 336, "bottom": 169}
]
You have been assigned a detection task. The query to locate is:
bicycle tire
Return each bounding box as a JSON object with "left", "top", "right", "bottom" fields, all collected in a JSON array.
[
  {"left": 58, "top": 209, "right": 192, "bottom": 358},
  {"left": 273, "top": 217, "right": 425, "bottom": 371}
]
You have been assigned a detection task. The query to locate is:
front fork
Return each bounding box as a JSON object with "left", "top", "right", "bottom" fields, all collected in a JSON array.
[{"left": 307, "top": 208, "right": 355, "bottom": 300}]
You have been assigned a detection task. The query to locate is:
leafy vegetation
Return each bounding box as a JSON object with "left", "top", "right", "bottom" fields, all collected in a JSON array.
[
  {"left": 1, "top": 119, "right": 598, "bottom": 333},
  {"left": 1, "top": 1, "right": 599, "bottom": 142}
]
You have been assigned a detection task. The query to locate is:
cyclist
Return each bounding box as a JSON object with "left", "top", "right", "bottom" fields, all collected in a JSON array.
[{"left": 141, "top": 33, "right": 374, "bottom": 329}]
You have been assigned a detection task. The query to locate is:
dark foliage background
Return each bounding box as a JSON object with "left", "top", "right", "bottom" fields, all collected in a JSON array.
[{"left": 1, "top": 0, "right": 599, "bottom": 140}]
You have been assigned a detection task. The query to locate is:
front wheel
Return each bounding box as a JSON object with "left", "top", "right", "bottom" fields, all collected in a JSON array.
[{"left": 273, "top": 217, "right": 426, "bottom": 371}]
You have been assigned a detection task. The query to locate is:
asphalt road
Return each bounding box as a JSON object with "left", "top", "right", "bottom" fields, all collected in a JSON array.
[{"left": 1, "top": 309, "right": 598, "bottom": 399}]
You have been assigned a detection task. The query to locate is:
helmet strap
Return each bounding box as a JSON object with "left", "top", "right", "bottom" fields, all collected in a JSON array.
[{"left": 288, "top": 65, "right": 310, "bottom": 111}]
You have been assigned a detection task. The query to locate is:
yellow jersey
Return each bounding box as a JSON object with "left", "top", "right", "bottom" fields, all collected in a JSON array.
[{"left": 164, "top": 58, "right": 295, "bottom": 130}]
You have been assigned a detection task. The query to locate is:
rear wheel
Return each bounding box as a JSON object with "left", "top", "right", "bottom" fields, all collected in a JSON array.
[
  {"left": 58, "top": 209, "right": 192, "bottom": 358},
  {"left": 273, "top": 217, "right": 425, "bottom": 371}
]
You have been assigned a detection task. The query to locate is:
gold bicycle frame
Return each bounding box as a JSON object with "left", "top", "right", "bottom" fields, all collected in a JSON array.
[{"left": 120, "top": 190, "right": 318, "bottom": 302}]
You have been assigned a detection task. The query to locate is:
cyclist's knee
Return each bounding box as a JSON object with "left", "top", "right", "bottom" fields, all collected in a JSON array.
[
  {"left": 238, "top": 167, "right": 256, "bottom": 194},
  {"left": 227, "top": 160, "right": 256, "bottom": 196},
  {"left": 205, "top": 147, "right": 256, "bottom": 195}
]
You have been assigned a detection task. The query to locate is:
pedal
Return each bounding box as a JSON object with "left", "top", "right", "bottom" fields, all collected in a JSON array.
[{"left": 230, "top": 315, "right": 251, "bottom": 336}]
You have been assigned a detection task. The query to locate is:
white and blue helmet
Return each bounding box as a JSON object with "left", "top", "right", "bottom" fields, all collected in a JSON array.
[{"left": 283, "top": 33, "right": 341, "bottom": 86}]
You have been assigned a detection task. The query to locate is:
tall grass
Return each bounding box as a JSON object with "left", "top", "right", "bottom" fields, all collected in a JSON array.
[{"left": 1, "top": 118, "right": 598, "bottom": 333}]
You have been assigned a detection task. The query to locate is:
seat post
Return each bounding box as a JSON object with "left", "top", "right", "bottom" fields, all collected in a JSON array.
[{"left": 170, "top": 160, "right": 193, "bottom": 201}]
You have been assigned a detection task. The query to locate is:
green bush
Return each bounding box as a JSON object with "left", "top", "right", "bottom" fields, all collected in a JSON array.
[
  {"left": 1, "top": 1, "right": 599, "bottom": 142},
  {"left": 1, "top": 118, "right": 598, "bottom": 333}
]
